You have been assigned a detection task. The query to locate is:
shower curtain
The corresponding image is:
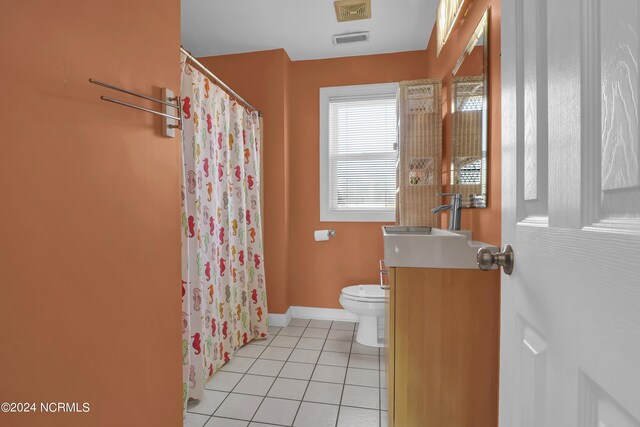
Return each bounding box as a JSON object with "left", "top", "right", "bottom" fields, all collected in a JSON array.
[{"left": 180, "top": 59, "right": 268, "bottom": 404}]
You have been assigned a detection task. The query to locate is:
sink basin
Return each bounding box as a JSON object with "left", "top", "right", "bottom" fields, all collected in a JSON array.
[
  {"left": 382, "top": 226, "right": 497, "bottom": 269},
  {"left": 382, "top": 226, "right": 433, "bottom": 234}
]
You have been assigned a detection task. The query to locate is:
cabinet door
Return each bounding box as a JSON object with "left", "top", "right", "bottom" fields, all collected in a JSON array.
[{"left": 394, "top": 267, "right": 500, "bottom": 427}]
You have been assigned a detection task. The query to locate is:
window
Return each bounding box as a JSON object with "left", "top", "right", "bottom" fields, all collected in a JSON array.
[
  {"left": 320, "top": 83, "right": 398, "bottom": 222},
  {"left": 436, "top": 0, "right": 464, "bottom": 55}
]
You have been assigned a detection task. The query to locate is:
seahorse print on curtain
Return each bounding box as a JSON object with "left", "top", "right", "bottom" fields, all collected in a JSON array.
[{"left": 180, "top": 59, "right": 268, "bottom": 404}]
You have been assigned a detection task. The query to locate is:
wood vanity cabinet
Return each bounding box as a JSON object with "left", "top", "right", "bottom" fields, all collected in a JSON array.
[{"left": 385, "top": 267, "right": 500, "bottom": 427}]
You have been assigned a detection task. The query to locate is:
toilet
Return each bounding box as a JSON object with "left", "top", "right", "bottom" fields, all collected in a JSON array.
[{"left": 339, "top": 285, "right": 386, "bottom": 347}]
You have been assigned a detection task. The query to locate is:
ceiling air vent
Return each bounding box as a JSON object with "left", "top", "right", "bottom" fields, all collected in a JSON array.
[
  {"left": 334, "top": 0, "right": 371, "bottom": 22},
  {"left": 333, "top": 31, "right": 370, "bottom": 46}
]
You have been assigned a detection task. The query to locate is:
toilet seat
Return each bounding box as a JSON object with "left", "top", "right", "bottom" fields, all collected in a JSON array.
[{"left": 341, "top": 285, "right": 386, "bottom": 303}]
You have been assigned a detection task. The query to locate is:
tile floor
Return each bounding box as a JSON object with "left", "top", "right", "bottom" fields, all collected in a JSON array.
[{"left": 186, "top": 318, "right": 388, "bottom": 427}]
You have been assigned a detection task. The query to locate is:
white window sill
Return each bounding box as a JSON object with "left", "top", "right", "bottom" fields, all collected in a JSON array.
[{"left": 320, "top": 210, "right": 396, "bottom": 222}]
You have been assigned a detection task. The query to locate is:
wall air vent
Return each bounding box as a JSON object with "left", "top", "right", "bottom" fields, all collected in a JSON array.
[
  {"left": 334, "top": 0, "right": 371, "bottom": 22},
  {"left": 333, "top": 31, "right": 370, "bottom": 46}
]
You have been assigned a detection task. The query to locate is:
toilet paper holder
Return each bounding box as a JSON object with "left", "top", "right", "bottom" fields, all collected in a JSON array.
[{"left": 314, "top": 229, "right": 337, "bottom": 241}]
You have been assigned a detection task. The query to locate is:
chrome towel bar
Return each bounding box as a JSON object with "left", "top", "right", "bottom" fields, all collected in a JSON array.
[{"left": 89, "top": 78, "right": 181, "bottom": 137}]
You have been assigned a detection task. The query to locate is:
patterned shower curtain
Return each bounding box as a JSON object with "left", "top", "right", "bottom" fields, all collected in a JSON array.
[{"left": 180, "top": 59, "right": 269, "bottom": 404}]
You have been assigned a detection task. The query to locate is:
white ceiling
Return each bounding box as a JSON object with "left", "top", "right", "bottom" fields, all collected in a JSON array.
[{"left": 181, "top": 0, "right": 438, "bottom": 61}]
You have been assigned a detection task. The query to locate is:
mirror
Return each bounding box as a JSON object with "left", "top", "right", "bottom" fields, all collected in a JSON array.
[{"left": 450, "top": 11, "right": 488, "bottom": 208}]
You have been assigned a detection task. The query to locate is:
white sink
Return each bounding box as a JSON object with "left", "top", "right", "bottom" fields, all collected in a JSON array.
[{"left": 382, "top": 226, "right": 497, "bottom": 269}]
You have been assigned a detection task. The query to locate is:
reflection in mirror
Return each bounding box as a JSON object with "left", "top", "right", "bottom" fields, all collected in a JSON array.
[{"left": 451, "top": 11, "right": 488, "bottom": 208}]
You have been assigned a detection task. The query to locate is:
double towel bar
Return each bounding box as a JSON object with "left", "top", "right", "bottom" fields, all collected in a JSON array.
[
  {"left": 89, "top": 47, "right": 262, "bottom": 138},
  {"left": 89, "top": 78, "right": 181, "bottom": 137}
]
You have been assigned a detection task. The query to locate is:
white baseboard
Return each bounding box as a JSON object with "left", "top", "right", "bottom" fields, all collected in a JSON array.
[
  {"left": 269, "top": 306, "right": 358, "bottom": 327},
  {"left": 290, "top": 306, "right": 358, "bottom": 322},
  {"left": 267, "top": 307, "right": 292, "bottom": 327}
]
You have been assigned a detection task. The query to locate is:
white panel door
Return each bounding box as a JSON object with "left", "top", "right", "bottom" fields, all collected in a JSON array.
[{"left": 501, "top": 0, "right": 640, "bottom": 426}]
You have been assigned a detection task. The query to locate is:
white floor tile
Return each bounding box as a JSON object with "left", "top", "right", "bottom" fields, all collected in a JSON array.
[
  {"left": 345, "top": 368, "right": 379, "bottom": 388},
  {"left": 336, "top": 406, "right": 380, "bottom": 427},
  {"left": 279, "top": 326, "right": 305, "bottom": 337},
  {"left": 296, "top": 338, "right": 325, "bottom": 350},
  {"left": 327, "top": 330, "right": 353, "bottom": 341},
  {"left": 380, "top": 354, "right": 387, "bottom": 370},
  {"left": 214, "top": 393, "right": 262, "bottom": 421},
  {"left": 293, "top": 402, "right": 339, "bottom": 427},
  {"left": 302, "top": 328, "right": 329, "bottom": 339},
  {"left": 351, "top": 341, "right": 380, "bottom": 355},
  {"left": 381, "top": 410, "right": 389, "bottom": 427},
  {"left": 270, "top": 335, "right": 299, "bottom": 348},
  {"left": 187, "top": 390, "right": 228, "bottom": 415},
  {"left": 322, "top": 339, "right": 351, "bottom": 353},
  {"left": 288, "top": 318, "right": 311, "bottom": 327},
  {"left": 249, "top": 336, "right": 273, "bottom": 346},
  {"left": 185, "top": 413, "right": 209, "bottom": 427},
  {"left": 259, "top": 346, "right": 293, "bottom": 361},
  {"left": 311, "top": 365, "right": 346, "bottom": 384},
  {"left": 331, "top": 321, "right": 356, "bottom": 331},
  {"left": 268, "top": 326, "right": 282, "bottom": 335},
  {"left": 380, "top": 370, "right": 387, "bottom": 388},
  {"left": 341, "top": 385, "right": 379, "bottom": 410},
  {"left": 205, "top": 417, "right": 249, "bottom": 427},
  {"left": 279, "top": 361, "right": 315, "bottom": 380},
  {"left": 233, "top": 374, "right": 275, "bottom": 396},
  {"left": 308, "top": 319, "right": 332, "bottom": 329},
  {"left": 267, "top": 378, "right": 309, "bottom": 400},
  {"left": 303, "top": 381, "right": 343, "bottom": 405},
  {"left": 220, "top": 357, "right": 256, "bottom": 374},
  {"left": 289, "top": 348, "right": 320, "bottom": 364},
  {"left": 252, "top": 397, "right": 300, "bottom": 426},
  {"left": 235, "top": 345, "right": 265, "bottom": 358},
  {"left": 348, "top": 354, "right": 379, "bottom": 370},
  {"left": 206, "top": 371, "right": 244, "bottom": 392},
  {"left": 318, "top": 351, "right": 349, "bottom": 367},
  {"left": 381, "top": 388, "right": 388, "bottom": 411},
  {"left": 247, "top": 359, "right": 285, "bottom": 377}
]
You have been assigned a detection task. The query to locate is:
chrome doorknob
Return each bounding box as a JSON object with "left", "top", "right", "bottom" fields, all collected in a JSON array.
[{"left": 477, "top": 244, "right": 514, "bottom": 275}]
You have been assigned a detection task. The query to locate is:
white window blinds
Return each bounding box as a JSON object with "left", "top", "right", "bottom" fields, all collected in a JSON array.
[{"left": 328, "top": 95, "right": 397, "bottom": 217}]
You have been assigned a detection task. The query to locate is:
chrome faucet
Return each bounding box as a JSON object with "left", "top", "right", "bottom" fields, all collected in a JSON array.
[{"left": 432, "top": 193, "right": 463, "bottom": 231}]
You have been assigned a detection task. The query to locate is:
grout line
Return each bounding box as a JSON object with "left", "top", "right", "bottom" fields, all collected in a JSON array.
[
  {"left": 207, "top": 346, "right": 264, "bottom": 424},
  {"left": 195, "top": 319, "right": 370, "bottom": 427},
  {"left": 248, "top": 318, "right": 309, "bottom": 425},
  {"left": 190, "top": 401, "right": 381, "bottom": 418},
  {"left": 289, "top": 319, "right": 330, "bottom": 424},
  {"left": 334, "top": 327, "right": 357, "bottom": 427},
  {"left": 207, "top": 374, "right": 380, "bottom": 391}
]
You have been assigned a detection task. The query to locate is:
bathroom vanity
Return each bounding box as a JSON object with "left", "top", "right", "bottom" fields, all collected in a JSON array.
[{"left": 383, "top": 226, "right": 500, "bottom": 427}]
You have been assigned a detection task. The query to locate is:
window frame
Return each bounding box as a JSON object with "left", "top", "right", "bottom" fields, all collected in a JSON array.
[{"left": 319, "top": 82, "right": 399, "bottom": 222}]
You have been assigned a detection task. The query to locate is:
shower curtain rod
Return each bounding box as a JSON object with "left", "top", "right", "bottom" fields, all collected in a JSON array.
[{"left": 181, "top": 47, "right": 261, "bottom": 116}]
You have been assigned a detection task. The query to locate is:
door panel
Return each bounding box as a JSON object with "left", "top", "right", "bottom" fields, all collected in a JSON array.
[{"left": 501, "top": 0, "right": 640, "bottom": 425}]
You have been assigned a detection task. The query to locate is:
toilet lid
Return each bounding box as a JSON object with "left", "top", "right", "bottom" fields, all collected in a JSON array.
[{"left": 341, "top": 285, "right": 386, "bottom": 302}]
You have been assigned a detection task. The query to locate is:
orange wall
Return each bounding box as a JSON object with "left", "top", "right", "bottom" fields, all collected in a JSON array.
[
  {"left": 426, "top": 0, "right": 502, "bottom": 246},
  {"left": 200, "top": 51, "right": 431, "bottom": 310},
  {"left": 456, "top": 45, "right": 485, "bottom": 77},
  {"left": 288, "top": 52, "right": 430, "bottom": 308},
  {"left": 0, "top": 1, "right": 182, "bottom": 426}
]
